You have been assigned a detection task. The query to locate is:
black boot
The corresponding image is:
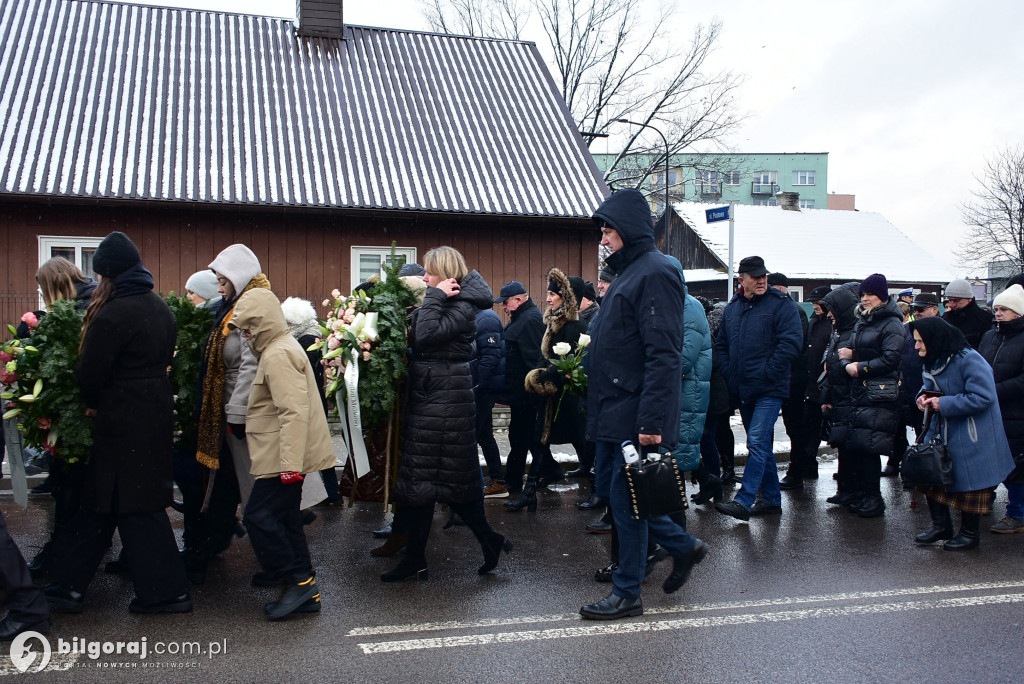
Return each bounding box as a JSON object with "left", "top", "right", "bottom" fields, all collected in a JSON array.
[
  {"left": 691, "top": 466, "right": 724, "bottom": 505},
  {"left": 477, "top": 532, "right": 513, "bottom": 575},
  {"left": 854, "top": 494, "right": 886, "bottom": 518},
  {"left": 503, "top": 480, "right": 537, "bottom": 512},
  {"left": 944, "top": 513, "right": 980, "bottom": 551},
  {"left": 915, "top": 498, "right": 953, "bottom": 544},
  {"left": 381, "top": 556, "right": 429, "bottom": 582}
]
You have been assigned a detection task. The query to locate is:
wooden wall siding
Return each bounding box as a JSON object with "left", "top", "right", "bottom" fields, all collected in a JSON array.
[{"left": 0, "top": 201, "right": 599, "bottom": 328}]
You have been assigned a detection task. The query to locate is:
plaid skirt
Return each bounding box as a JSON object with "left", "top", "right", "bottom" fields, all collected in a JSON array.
[{"left": 921, "top": 486, "right": 996, "bottom": 514}]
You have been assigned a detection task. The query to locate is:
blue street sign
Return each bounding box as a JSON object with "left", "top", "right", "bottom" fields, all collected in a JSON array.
[{"left": 706, "top": 206, "right": 730, "bottom": 223}]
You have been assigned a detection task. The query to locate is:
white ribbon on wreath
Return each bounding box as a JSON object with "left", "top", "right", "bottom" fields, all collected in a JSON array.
[{"left": 336, "top": 348, "right": 370, "bottom": 478}]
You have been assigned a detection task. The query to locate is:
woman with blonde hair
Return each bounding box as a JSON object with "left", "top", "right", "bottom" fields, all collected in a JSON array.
[
  {"left": 383, "top": 246, "right": 512, "bottom": 581},
  {"left": 36, "top": 257, "right": 96, "bottom": 310}
]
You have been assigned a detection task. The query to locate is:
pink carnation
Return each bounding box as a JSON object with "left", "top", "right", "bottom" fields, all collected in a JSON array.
[
  {"left": 327, "top": 335, "right": 341, "bottom": 350},
  {"left": 37, "top": 417, "right": 51, "bottom": 430},
  {"left": 21, "top": 311, "right": 38, "bottom": 328},
  {"left": 0, "top": 351, "right": 11, "bottom": 363}
]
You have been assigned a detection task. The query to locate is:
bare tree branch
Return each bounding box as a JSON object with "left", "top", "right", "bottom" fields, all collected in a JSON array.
[
  {"left": 958, "top": 145, "right": 1024, "bottom": 275},
  {"left": 421, "top": 0, "right": 745, "bottom": 200}
]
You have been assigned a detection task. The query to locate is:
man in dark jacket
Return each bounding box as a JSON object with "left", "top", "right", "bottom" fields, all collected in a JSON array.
[
  {"left": 495, "top": 281, "right": 551, "bottom": 495},
  {"left": 781, "top": 284, "right": 830, "bottom": 488},
  {"left": 942, "top": 278, "right": 993, "bottom": 349},
  {"left": 579, "top": 189, "right": 708, "bottom": 621},
  {"left": 474, "top": 308, "right": 507, "bottom": 496},
  {"left": 714, "top": 256, "right": 804, "bottom": 521}
]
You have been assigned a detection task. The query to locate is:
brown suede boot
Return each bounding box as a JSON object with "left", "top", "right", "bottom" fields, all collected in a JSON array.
[{"left": 370, "top": 533, "right": 408, "bottom": 557}]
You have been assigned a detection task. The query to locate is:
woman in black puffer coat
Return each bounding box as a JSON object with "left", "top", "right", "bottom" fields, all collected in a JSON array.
[
  {"left": 385, "top": 246, "right": 512, "bottom": 582},
  {"left": 978, "top": 284, "right": 1024, "bottom": 533},
  {"left": 823, "top": 275, "right": 904, "bottom": 518}
]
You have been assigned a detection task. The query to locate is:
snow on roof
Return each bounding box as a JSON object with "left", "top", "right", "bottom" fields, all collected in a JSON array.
[
  {"left": 683, "top": 269, "right": 728, "bottom": 283},
  {"left": 672, "top": 201, "right": 954, "bottom": 284},
  {"left": 0, "top": 0, "right": 607, "bottom": 217}
]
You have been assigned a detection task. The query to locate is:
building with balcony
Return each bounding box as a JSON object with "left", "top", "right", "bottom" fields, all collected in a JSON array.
[{"left": 592, "top": 152, "right": 829, "bottom": 214}]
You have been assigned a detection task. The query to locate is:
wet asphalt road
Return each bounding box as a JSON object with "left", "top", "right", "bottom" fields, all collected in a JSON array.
[{"left": 3, "top": 445, "right": 1024, "bottom": 682}]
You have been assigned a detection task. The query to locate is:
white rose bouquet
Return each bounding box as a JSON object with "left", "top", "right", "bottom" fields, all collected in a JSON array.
[{"left": 550, "top": 333, "right": 590, "bottom": 420}]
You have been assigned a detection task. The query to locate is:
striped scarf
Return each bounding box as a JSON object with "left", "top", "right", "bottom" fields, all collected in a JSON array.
[{"left": 195, "top": 274, "right": 271, "bottom": 469}]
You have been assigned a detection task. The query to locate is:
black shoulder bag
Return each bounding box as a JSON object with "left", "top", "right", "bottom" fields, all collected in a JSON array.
[
  {"left": 623, "top": 448, "right": 689, "bottom": 521},
  {"left": 899, "top": 405, "right": 954, "bottom": 488}
]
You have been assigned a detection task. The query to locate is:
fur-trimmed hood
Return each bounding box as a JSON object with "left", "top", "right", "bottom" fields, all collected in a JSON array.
[{"left": 542, "top": 267, "right": 579, "bottom": 343}]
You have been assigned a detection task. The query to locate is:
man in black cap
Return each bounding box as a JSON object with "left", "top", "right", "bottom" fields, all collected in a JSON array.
[
  {"left": 714, "top": 256, "right": 803, "bottom": 520},
  {"left": 782, "top": 284, "right": 832, "bottom": 487},
  {"left": 596, "top": 266, "right": 616, "bottom": 302},
  {"left": 494, "top": 281, "right": 548, "bottom": 496}
]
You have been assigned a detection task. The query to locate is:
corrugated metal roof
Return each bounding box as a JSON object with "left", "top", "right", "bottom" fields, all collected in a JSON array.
[
  {"left": 673, "top": 201, "right": 955, "bottom": 284},
  {"left": 0, "top": 0, "right": 607, "bottom": 217}
]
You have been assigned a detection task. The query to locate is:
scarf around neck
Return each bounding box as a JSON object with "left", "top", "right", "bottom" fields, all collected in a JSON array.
[{"left": 195, "top": 274, "right": 271, "bottom": 469}]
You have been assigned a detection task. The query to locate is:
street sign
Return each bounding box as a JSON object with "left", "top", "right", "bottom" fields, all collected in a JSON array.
[{"left": 706, "top": 206, "right": 730, "bottom": 223}]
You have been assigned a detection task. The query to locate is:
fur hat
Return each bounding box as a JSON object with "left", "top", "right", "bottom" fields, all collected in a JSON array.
[
  {"left": 994, "top": 284, "right": 1024, "bottom": 316},
  {"left": 280, "top": 296, "right": 318, "bottom": 325},
  {"left": 185, "top": 270, "right": 220, "bottom": 301},
  {"left": 944, "top": 279, "right": 975, "bottom": 300},
  {"left": 209, "top": 244, "right": 262, "bottom": 296},
  {"left": 858, "top": 273, "right": 889, "bottom": 300},
  {"left": 93, "top": 231, "right": 141, "bottom": 277}
]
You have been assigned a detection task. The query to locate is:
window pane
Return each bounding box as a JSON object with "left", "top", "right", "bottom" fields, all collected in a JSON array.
[
  {"left": 51, "top": 247, "right": 75, "bottom": 262},
  {"left": 81, "top": 248, "right": 97, "bottom": 279},
  {"left": 359, "top": 254, "right": 383, "bottom": 283}
]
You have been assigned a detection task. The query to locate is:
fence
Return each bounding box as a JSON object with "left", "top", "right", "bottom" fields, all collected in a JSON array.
[{"left": 0, "top": 292, "right": 41, "bottom": 338}]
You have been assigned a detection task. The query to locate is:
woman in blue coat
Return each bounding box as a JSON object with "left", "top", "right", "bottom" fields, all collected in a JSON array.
[{"left": 908, "top": 317, "right": 1015, "bottom": 550}]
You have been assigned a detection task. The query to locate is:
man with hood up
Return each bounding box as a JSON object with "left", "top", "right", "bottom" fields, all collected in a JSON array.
[
  {"left": 229, "top": 288, "right": 336, "bottom": 621},
  {"left": 579, "top": 189, "right": 709, "bottom": 620}
]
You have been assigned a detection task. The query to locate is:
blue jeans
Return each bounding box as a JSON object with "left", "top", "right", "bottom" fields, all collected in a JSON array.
[
  {"left": 594, "top": 441, "right": 700, "bottom": 600},
  {"left": 1006, "top": 482, "right": 1024, "bottom": 520},
  {"left": 735, "top": 397, "right": 784, "bottom": 509}
]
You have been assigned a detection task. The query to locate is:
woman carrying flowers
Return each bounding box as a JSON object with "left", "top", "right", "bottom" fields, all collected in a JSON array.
[
  {"left": 506, "top": 268, "right": 589, "bottom": 512},
  {"left": 44, "top": 231, "right": 191, "bottom": 614}
]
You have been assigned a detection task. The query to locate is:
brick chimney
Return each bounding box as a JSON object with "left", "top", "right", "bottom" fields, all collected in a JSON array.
[
  {"left": 296, "top": 0, "right": 343, "bottom": 39},
  {"left": 777, "top": 191, "right": 800, "bottom": 211}
]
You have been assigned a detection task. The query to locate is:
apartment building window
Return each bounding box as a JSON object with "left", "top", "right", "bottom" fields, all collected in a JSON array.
[
  {"left": 351, "top": 246, "right": 417, "bottom": 290},
  {"left": 655, "top": 170, "right": 680, "bottom": 190},
  {"left": 792, "top": 170, "right": 816, "bottom": 185},
  {"left": 724, "top": 171, "right": 741, "bottom": 185},
  {"left": 753, "top": 198, "right": 778, "bottom": 207},
  {"left": 799, "top": 199, "right": 816, "bottom": 209},
  {"left": 752, "top": 171, "right": 778, "bottom": 195}
]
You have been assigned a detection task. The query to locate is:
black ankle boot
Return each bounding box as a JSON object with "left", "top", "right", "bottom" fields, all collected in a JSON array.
[
  {"left": 478, "top": 533, "right": 513, "bottom": 574},
  {"left": 944, "top": 513, "right": 980, "bottom": 551},
  {"left": 381, "top": 557, "right": 429, "bottom": 582},
  {"left": 692, "top": 468, "right": 723, "bottom": 505},
  {"left": 503, "top": 482, "right": 537, "bottom": 512},
  {"left": 915, "top": 499, "right": 953, "bottom": 544}
]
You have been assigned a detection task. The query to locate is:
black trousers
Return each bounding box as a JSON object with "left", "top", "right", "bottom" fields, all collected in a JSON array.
[
  {"left": 53, "top": 506, "right": 189, "bottom": 604},
  {"left": 244, "top": 478, "right": 312, "bottom": 584},
  {"left": 403, "top": 503, "right": 496, "bottom": 564},
  {"left": 837, "top": 446, "right": 882, "bottom": 496},
  {"left": 476, "top": 393, "right": 502, "bottom": 482},
  {"left": 788, "top": 400, "right": 823, "bottom": 479},
  {"left": 0, "top": 511, "right": 49, "bottom": 622},
  {"left": 505, "top": 398, "right": 553, "bottom": 491}
]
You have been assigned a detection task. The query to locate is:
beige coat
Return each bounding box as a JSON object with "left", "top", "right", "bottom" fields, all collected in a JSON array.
[{"left": 229, "top": 289, "right": 335, "bottom": 479}]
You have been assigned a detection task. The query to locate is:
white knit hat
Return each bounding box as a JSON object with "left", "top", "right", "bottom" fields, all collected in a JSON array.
[
  {"left": 944, "top": 279, "right": 975, "bottom": 300},
  {"left": 994, "top": 284, "right": 1024, "bottom": 316},
  {"left": 185, "top": 270, "right": 220, "bottom": 301}
]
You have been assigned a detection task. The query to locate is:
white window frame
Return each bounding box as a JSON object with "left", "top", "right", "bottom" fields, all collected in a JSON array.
[
  {"left": 799, "top": 199, "right": 816, "bottom": 209},
  {"left": 792, "top": 170, "right": 816, "bottom": 185},
  {"left": 753, "top": 198, "right": 778, "bottom": 207},
  {"left": 724, "top": 170, "right": 741, "bottom": 185},
  {"left": 755, "top": 170, "right": 777, "bottom": 185},
  {"left": 788, "top": 286, "right": 804, "bottom": 302},
  {"left": 350, "top": 246, "right": 417, "bottom": 291}
]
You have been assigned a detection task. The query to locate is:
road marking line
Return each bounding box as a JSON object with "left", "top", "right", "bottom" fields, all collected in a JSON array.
[
  {"left": 357, "top": 592, "right": 1024, "bottom": 654},
  {"left": 347, "top": 580, "right": 1024, "bottom": 636}
]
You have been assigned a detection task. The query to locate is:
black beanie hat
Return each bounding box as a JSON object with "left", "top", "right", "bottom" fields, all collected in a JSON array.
[
  {"left": 858, "top": 273, "right": 889, "bottom": 300},
  {"left": 547, "top": 277, "right": 563, "bottom": 297},
  {"left": 92, "top": 231, "right": 141, "bottom": 278},
  {"left": 582, "top": 280, "right": 598, "bottom": 302},
  {"left": 599, "top": 265, "right": 617, "bottom": 283},
  {"left": 568, "top": 276, "right": 587, "bottom": 306}
]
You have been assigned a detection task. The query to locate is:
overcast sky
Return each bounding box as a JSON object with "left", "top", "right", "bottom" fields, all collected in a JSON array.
[{"left": 138, "top": 0, "right": 1024, "bottom": 277}]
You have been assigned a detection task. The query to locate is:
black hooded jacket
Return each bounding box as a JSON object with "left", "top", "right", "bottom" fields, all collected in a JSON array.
[
  {"left": 942, "top": 299, "right": 994, "bottom": 349},
  {"left": 502, "top": 297, "right": 545, "bottom": 401},
  {"left": 979, "top": 315, "right": 1024, "bottom": 483},
  {"left": 584, "top": 189, "right": 684, "bottom": 444},
  {"left": 396, "top": 269, "right": 495, "bottom": 507}
]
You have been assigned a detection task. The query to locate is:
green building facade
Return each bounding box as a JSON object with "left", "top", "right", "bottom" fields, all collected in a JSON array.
[{"left": 592, "top": 152, "right": 829, "bottom": 214}]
